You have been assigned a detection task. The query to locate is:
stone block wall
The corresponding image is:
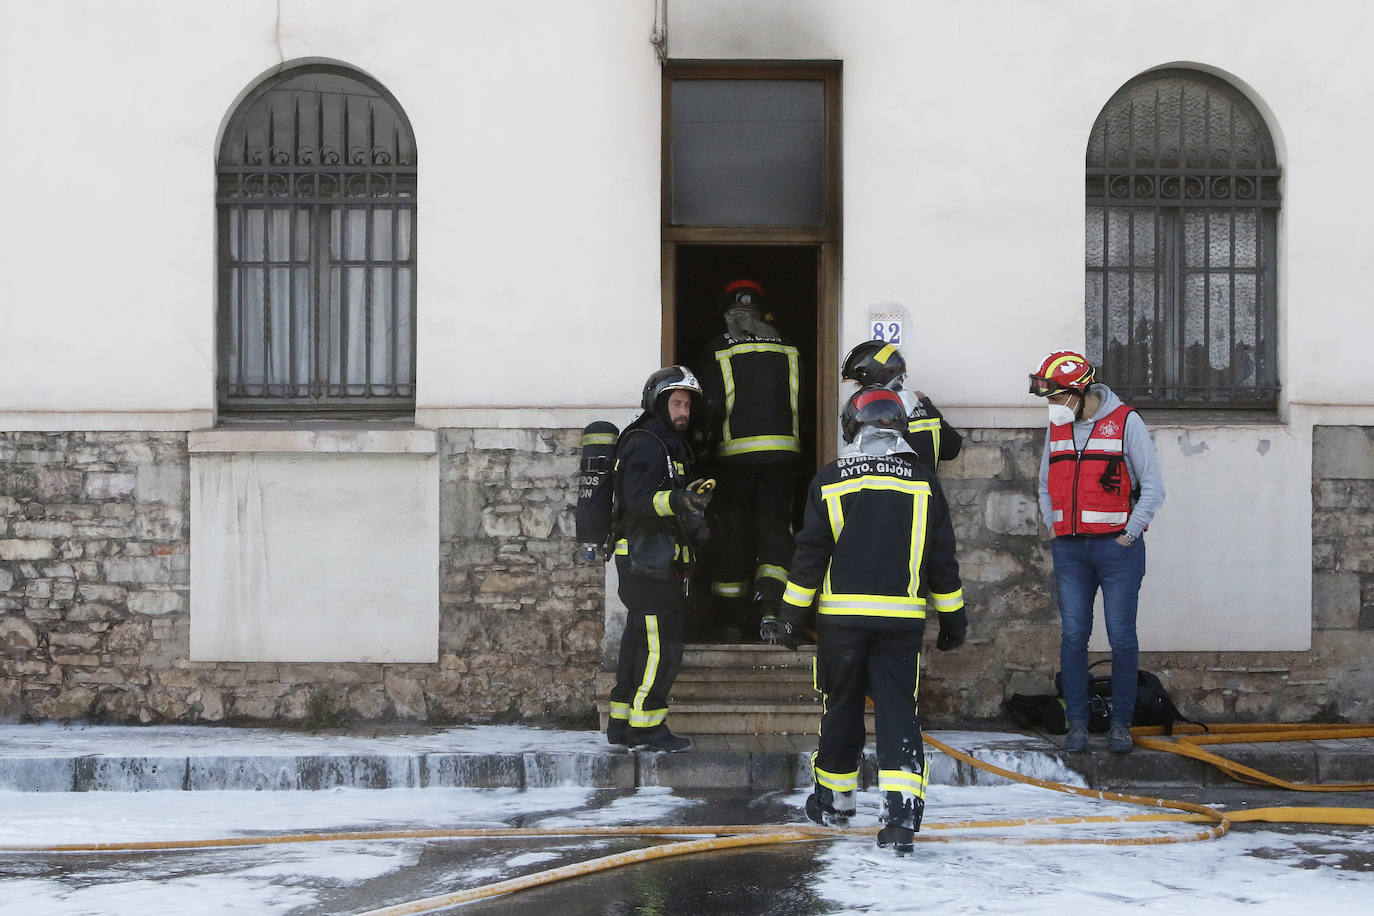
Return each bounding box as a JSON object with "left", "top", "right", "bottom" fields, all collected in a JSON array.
[
  {"left": 1, "top": 432, "right": 191, "bottom": 722},
  {"left": 1, "top": 428, "right": 599, "bottom": 727},
  {"left": 4, "top": 425, "right": 1373, "bottom": 725},
  {"left": 918, "top": 425, "right": 1374, "bottom": 724}
]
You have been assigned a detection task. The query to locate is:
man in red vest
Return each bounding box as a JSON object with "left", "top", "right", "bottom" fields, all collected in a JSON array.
[{"left": 1029, "top": 351, "right": 1164, "bottom": 754}]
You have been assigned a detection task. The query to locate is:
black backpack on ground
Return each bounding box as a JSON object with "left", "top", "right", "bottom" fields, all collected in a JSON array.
[{"left": 1004, "top": 662, "right": 1203, "bottom": 736}]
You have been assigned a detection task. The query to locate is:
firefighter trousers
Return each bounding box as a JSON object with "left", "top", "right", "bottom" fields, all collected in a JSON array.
[
  {"left": 813, "top": 625, "right": 928, "bottom": 827},
  {"left": 710, "top": 463, "right": 798, "bottom": 629},
  {"left": 608, "top": 558, "right": 686, "bottom": 736}
]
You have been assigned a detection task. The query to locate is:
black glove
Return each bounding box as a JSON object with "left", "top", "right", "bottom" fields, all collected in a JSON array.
[
  {"left": 935, "top": 607, "right": 968, "bottom": 651},
  {"left": 671, "top": 478, "right": 716, "bottom": 514},
  {"left": 760, "top": 599, "right": 807, "bottom": 649}
]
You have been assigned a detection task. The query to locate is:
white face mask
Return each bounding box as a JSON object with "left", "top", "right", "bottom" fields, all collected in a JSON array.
[{"left": 1047, "top": 402, "right": 1078, "bottom": 426}]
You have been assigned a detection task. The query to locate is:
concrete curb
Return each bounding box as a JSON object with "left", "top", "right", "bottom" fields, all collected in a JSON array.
[{"left": 2, "top": 726, "right": 1370, "bottom": 794}]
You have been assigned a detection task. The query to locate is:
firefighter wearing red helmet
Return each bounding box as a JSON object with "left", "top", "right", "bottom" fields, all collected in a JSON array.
[
  {"left": 766, "top": 386, "right": 965, "bottom": 854},
  {"left": 696, "top": 280, "right": 804, "bottom": 641},
  {"left": 1029, "top": 350, "right": 1165, "bottom": 754},
  {"left": 841, "top": 340, "right": 963, "bottom": 472}
]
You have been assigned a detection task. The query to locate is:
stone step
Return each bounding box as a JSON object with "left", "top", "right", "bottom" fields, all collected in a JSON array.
[
  {"left": 595, "top": 669, "right": 816, "bottom": 703},
  {"left": 597, "top": 700, "right": 875, "bottom": 737},
  {"left": 681, "top": 643, "right": 817, "bottom": 670}
]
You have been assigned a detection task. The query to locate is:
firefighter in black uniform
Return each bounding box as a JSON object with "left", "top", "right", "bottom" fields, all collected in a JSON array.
[
  {"left": 842, "top": 340, "right": 963, "bottom": 472},
  {"left": 698, "top": 279, "right": 803, "bottom": 640},
  {"left": 605, "top": 366, "right": 714, "bottom": 753},
  {"left": 763, "top": 387, "right": 967, "bottom": 854}
]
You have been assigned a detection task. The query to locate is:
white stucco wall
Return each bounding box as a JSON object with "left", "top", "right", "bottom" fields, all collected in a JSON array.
[
  {"left": 4, "top": 0, "right": 1372, "bottom": 655},
  {"left": 3, "top": 0, "right": 1374, "bottom": 419}
]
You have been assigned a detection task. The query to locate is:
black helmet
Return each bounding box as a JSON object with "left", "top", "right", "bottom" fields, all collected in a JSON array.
[
  {"left": 721, "top": 279, "right": 766, "bottom": 313},
  {"left": 841, "top": 340, "right": 906, "bottom": 388},
  {"left": 841, "top": 387, "right": 907, "bottom": 444},
  {"left": 641, "top": 365, "right": 704, "bottom": 413}
]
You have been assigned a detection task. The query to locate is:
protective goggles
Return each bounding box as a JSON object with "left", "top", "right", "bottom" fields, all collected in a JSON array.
[{"left": 1028, "top": 374, "right": 1067, "bottom": 397}]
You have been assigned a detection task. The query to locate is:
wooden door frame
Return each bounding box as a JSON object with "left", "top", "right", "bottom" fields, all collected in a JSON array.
[{"left": 660, "top": 61, "right": 842, "bottom": 462}]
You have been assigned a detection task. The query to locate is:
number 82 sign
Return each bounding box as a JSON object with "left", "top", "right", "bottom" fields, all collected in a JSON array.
[{"left": 870, "top": 314, "right": 902, "bottom": 345}]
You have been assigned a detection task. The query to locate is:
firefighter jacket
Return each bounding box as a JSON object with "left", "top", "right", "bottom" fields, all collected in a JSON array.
[
  {"left": 699, "top": 332, "right": 802, "bottom": 465},
  {"left": 899, "top": 390, "right": 963, "bottom": 471},
  {"left": 781, "top": 451, "right": 963, "bottom": 630},
  {"left": 613, "top": 414, "right": 699, "bottom": 579},
  {"left": 1045, "top": 402, "right": 1139, "bottom": 537}
]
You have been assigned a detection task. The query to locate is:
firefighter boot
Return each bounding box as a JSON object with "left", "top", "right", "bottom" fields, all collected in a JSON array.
[
  {"left": 605, "top": 719, "right": 629, "bottom": 747},
  {"left": 628, "top": 724, "right": 693, "bottom": 753},
  {"left": 877, "top": 792, "right": 923, "bottom": 857},
  {"left": 804, "top": 784, "right": 856, "bottom": 828}
]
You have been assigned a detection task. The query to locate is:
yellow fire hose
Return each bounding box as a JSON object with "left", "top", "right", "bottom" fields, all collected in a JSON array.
[
  {"left": 3, "top": 725, "right": 1371, "bottom": 915},
  {"left": 1130, "top": 723, "right": 1374, "bottom": 791}
]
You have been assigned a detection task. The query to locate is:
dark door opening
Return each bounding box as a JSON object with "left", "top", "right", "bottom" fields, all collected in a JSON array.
[
  {"left": 672, "top": 244, "right": 820, "bottom": 481},
  {"left": 671, "top": 244, "right": 821, "bottom": 642}
]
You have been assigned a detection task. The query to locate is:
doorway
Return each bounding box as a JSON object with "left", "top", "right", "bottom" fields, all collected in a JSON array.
[{"left": 670, "top": 244, "right": 820, "bottom": 475}]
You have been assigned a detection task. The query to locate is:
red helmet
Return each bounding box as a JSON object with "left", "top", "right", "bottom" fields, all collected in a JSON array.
[
  {"left": 721, "top": 279, "right": 765, "bottom": 312},
  {"left": 841, "top": 387, "right": 907, "bottom": 443},
  {"left": 1029, "top": 350, "right": 1095, "bottom": 397}
]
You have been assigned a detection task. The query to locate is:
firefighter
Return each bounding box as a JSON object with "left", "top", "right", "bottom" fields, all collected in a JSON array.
[
  {"left": 763, "top": 387, "right": 966, "bottom": 854},
  {"left": 841, "top": 340, "right": 963, "bottom": 471},
  {"left": 1029, "top": 350, "right": 1164, "bottom": 754},
  {"left": 605, "top": 366, "right": 715, "bottom": 753},
  {"left": 697, "top": 279, "right": 803, "bottom": 641}
]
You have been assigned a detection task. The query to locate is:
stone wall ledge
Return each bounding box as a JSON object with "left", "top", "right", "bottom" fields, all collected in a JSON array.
[{"left": 188, "top": 428, "right": 437, "bottom": 455}]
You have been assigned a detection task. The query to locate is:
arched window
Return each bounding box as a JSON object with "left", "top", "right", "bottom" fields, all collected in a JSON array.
[
  {"left": 1086, "top": 69, "right": 1279, "bottom": 408},
  {"left": 217, "top": 64, "right": 416, "bottom": 418}
]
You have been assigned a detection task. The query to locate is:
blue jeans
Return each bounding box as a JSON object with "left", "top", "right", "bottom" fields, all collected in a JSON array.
[{"left": 1050, "top": 535, "right": 1146, "bottom": 728}]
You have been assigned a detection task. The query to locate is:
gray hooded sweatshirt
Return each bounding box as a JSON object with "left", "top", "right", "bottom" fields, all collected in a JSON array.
[{"left": 1036, "top": 383, "right": 1164, "bottom": 539}]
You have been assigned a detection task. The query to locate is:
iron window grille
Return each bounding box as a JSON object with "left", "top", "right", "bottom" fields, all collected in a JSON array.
[
  {"left": 216, "top": 65, "right": 417, "bottom": 418},
  {"left": 1086, "top": 69, "right": 1280, "bottom": 409}
]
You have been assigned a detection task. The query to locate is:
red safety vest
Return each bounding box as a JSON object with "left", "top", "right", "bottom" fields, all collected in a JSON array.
[{"left": 1047, "top": 404, "right": 1136, "bottom": 537}]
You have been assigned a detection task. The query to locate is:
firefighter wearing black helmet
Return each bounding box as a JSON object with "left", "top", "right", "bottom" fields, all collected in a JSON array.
[
  {"left": 697, "top": 280, "right": 804, "bottom": 640},
  {"left": 841, "top": 340, "right": 963, "bottom": 472},
  {"left": 764, "top": 387, "right": 966, "bottom": 854},
  {"left": 604, "top": 365, "right": 714, "bottom": 753}
]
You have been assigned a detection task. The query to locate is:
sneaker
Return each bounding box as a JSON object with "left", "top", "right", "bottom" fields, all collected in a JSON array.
[
  {"left": 628, "top": 726, "right": 693, "bottom": 753},
  {"left": 1064, "top": 723, "right": 1090, "bottom": 753},
  {"left": 1107, "top": 723, "right": 1134, "bottom": 753},
  {"left": 605, "top": 722, "right": 628, "bottom": 747},
  {"left": 876, "top": 825, "right": 915, "bottom": 856}
]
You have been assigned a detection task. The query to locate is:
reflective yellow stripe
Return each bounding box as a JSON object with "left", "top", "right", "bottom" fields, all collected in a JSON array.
[
  {"left": 818, "top": 597, "right": 928, "bottom": 619},
  {"left": 609, "top": 701, "right": 631, "bottom": 720},
  {"left": 814, "top": 764, "right": 860, "bottom": 793},
  {"left": 875, "top": 343, "right": 897, "bottom": 364},
  {"left": 817, "top": 477, "right": 933, "bottom": 613},
  {"left": 716, "top": 342, "right": 801, "bottom": 457},
  {"left": 653, "top": 490, "right": 674, "bottom": 517},
  {"left": 907, "top": 417, "right": 940, "bottom": 434},
  {"left": 630, "top": 615, "right": 664, "bottom": 728},
  {"left": 821, "top": 477, "right": 932, "bottom": 503},
  {"left": 580, "top": 432, "right": 617, "bottom": 446},
  {"left": 755, "top": 564, "right": 788, "bottom": 585},
  {"left": 716, "top": 435, "right": 802, "bottom": 457},
  {"left": 907, "top": 416, "right": 942, "bottom": 466},
  {"left": 932, "top": 589, "right": 964, "bottom": 612},
  {"left": 614, "top": 539, "right": 628, "bottom": 555},
  {"left": 712, "top": 580, "right": 749, "bottom": 597},
  {"left": 908, "top": 483, "right": 928, "bottom": 597},
  {"left": 783, "top": 581, "right": 816, "bottom": 607},
  {"left": 878, "top": 766, "right": 928, "bottom": 799}
]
